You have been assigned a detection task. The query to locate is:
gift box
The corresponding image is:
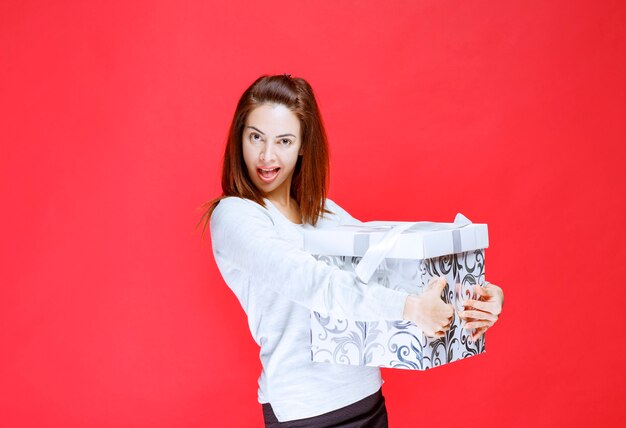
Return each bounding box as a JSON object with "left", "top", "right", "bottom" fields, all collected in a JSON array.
[{"left": 304, "top": 214, "right": 489, "bottom": 370}]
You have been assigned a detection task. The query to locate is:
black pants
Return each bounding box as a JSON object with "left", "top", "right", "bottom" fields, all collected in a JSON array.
[{"left": 262, "top": 388, "right": 388, "bottom": 427}]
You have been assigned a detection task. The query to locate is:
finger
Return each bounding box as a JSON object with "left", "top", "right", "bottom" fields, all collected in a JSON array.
[
  {"left": 446, "top": 303, "right": 454, "bottom": 318},
  {"left": 464, "top": 299, "right": 496, "bottom": 313},
  {"left": 465, "top": 321, "right": 493, "bottom": 330},
  {"left": 424, "top": 329, "right": 444, "bottom": 338},
  {"left": 436, "top": 311, "right": 453, "bottom": 325},
  {"left": 474, "top": 283, "right": 490, "bottom": 298},
  {"left": 466, "top": 299, "right": 501, "bottom": 317},
  {"left": 459, "top": 310, "right": 498, "bottom": 322},
  {"left": 434, "top": 276, "right": 447, "bottom": 292},
  {"left": 464, "top": 320, "right": 494, "bottom": 330},
  {"left": 426, "top": 276, "right": 444, "bottom": 289},
  {"left": 471, "top": 326, "right": 489, "bottom": 341},
  {"left": 437, "top": 304, "right": 454, "bottom": 320},
  {"left": 485, "top": 280, "right": 500, "bottom": 290}
]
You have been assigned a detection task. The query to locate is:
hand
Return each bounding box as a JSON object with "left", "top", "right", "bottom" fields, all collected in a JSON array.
[
  {"left": 403, "top": 276, "right": 454, "bottom": 338},
  {"left": 458, "top": 281, "right": 504, "bottom": 341}
]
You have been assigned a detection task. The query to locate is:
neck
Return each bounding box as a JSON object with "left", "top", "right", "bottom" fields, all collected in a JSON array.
[{"left": 267, "top": 193, "right": 295, "bottom": 208}]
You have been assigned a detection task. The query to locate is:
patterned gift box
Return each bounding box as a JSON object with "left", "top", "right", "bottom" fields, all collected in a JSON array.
[{"left": 303, "top": 214, "right": 489, "bottom": 370}]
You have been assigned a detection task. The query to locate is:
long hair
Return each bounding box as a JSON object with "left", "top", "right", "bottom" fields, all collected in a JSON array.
[{"left": 197, "top": 74, "right": 330, "bottom": 236}]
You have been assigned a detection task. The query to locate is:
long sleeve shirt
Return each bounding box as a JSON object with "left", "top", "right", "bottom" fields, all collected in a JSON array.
[{"left": 210, "top": 196, "right": 409, "bottom": 422}]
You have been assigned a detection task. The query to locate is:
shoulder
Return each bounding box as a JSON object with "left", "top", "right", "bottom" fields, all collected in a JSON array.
[
  {"left": 211, "top": 197, "right": 274, "bottom": 227},
  {"left": 323, "top": 198, "right": 344, "bottom": 217},
  {"left": 321, "top": 198, "right": 361, "bottom": 226}
]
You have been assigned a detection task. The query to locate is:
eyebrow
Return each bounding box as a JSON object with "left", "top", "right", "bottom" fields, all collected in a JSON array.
[{"left": 246, "top": 126, "right": 297, "bottom": 139}]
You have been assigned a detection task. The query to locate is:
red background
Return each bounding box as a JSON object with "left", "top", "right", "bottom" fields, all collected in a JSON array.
[{"left": 1, "top": 1, "right": 625, "bottom": 426}]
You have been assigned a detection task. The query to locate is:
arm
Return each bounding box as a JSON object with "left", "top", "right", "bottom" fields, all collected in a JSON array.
[
  {"left": 326, "top": 198, "right": 455, "bottom": 336},
  {"left": 210, "top": 197, "right": 408, "bottom": 321}
]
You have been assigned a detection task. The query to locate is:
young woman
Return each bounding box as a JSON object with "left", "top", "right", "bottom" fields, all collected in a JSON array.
[{"left": 199, "top": 74, "right": 504, "bottom": 427}]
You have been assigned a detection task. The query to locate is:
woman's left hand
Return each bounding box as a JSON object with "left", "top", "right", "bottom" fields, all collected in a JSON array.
[{"left": 458, "top": 281, "right": 504, "bottom": 341}]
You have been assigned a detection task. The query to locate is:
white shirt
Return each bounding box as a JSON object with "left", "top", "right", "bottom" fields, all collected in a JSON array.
[{"left": 210, "top": 196, "right": 408, "bottom": 422}]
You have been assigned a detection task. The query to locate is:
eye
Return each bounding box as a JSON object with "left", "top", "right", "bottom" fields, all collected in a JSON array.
[
  {"left": 249, "top": 132, "right": 262, "bottom": 142},
  {"left": 279, "top": 138, "right": 293, "bottom": 146}
]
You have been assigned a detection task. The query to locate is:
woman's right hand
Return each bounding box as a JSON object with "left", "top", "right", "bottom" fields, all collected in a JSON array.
[{"left": 403, "top": 276, "right": 454, "bottom": 338}]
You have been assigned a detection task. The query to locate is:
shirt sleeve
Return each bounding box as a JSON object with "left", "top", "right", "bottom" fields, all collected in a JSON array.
[{"left": 210, "top": 197, "right": 408, "bottom": 321}]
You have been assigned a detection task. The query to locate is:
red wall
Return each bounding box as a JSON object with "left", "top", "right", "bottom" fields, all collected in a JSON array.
[{"left": 1, "top": 1, "right": 625, "bottom": 426}]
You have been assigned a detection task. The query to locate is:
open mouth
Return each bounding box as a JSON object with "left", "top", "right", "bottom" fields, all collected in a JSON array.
[{"left": 257, "top": 167, "right": 280, "bottom": 182}]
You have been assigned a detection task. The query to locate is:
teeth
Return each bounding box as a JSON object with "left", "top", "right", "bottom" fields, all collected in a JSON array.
[{"left": 259, "top": 167, "right": 279, "bottom": 179}]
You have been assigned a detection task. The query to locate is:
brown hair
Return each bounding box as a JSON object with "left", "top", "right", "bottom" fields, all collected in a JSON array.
[{"left": 197, "top": 74, "right": 330, "bottom": 236}]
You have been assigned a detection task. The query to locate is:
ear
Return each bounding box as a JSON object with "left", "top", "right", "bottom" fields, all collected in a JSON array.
[{"left": 299, "top": 147, "right": 304, "bottom": 156}]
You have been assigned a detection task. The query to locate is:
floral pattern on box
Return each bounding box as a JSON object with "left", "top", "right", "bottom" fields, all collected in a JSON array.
[{"left": 311, "top": 250, "right": 486, "bottom": 370}]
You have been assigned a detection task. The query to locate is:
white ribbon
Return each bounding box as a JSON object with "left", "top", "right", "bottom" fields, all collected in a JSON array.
[{"left": 354, "top": 213, "right": 472, "bottom": 283}]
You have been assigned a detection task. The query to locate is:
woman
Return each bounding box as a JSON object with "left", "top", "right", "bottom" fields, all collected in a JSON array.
[{"left": 199, "top": 74, "right": 504, "bottom": 427}]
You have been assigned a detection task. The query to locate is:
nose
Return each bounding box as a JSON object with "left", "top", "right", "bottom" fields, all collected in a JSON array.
[{"left": 260, "top": 142, "right": 275, "bottom": 163}]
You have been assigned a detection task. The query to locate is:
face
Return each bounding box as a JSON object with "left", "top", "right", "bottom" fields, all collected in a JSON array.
[{"left": 242, "top": 103, "right": 302, "bottom": 202}]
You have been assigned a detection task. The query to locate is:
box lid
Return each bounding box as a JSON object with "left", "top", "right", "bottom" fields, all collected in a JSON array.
[{"left": 303, "top": 213, "right": 489, "bottom": 260}]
